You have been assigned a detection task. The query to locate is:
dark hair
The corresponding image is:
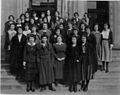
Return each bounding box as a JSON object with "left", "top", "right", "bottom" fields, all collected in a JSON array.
[
  {"left": 20, "top": 14, "right": 25, "bottom": 19},
  {"left": 41, "top": 34, "right": 48, "bottom": 39},
  {"left": 104, "top": 23, "right": 110, "bottom": 28},
  {"left": 55, "top": 11, "right": 60, "bottom": 15},
  {"left": 10, "top": 23, "right": 15, "bottom": 26},
  {"left": 74, "top": 12, "right": 79, "bottom": 16},
  {"left": 8, "top": 15, "right": 14, "bottom": 20},
  {"left": 73, "top": 27, "right": 79, "bottom": 31},
  {"left": 27, "top": 34, "right": 36, "bottom": 41},
  {"left": 85, "top": 25, "right": 90, "bottom": 30},
  {"left": 16, "top": 18, "right": 21, "bottom": 22}
]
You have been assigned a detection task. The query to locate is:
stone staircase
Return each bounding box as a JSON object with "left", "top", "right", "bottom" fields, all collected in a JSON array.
[
  {"left": 1, "top": 49, "right": 120, "bottom": 94},
  {"left": 1, "top": 50, "right": 26, "bottom": 93}
]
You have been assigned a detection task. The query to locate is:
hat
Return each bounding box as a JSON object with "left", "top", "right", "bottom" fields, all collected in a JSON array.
[{"left": 27, "top": 33, "right": 36, "bottom": 40}]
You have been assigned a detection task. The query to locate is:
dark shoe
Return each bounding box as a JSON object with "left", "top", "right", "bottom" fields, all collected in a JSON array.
[
  {"left": 26, "top": 87, "right": 30, "bottom": 92},
  {"left": 105, "top": 69, "right": 109, "bottom": 73},
  {"left": 40, "top": 87, "right": 45, "bottom": 92},
  {"left": 31, "top": 88, "right": 35, "bottom": 92},
  {"left": 49, "top": 85, "right": 56, "bottom": 91},
  {"left": 69, "top": 85, "right": 73, "bottom": 92},
  {"left": 83, "top": 86, "right": 88, "bottom": 92},
  {"left": 73, "top": 85, "right": 77, "bottom": 92}
]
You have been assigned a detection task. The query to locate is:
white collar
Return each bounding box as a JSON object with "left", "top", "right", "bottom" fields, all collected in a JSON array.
[
  {"left": 27, "top": 42, "right": 36, "bottom": 46},
  {"left": 56, "top": 42, "right": 63, "bottom": 45}
]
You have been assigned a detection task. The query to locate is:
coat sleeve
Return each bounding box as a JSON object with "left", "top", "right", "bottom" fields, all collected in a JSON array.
[
  {"left": 23, "top": 45, "right": 27, "bottom": 62},
  {"left": 109, "top": 30, "right": 113, "bottom": 45}
]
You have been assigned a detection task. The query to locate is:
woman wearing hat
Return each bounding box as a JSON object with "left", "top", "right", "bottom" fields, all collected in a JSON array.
[{"left": 23, "top": 34, "right": 37, "bottom": 92}]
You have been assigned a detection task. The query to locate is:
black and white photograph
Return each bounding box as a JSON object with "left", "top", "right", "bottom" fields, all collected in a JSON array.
[{"left": 1, "top": 0, "right": 120, "bottom": 95}]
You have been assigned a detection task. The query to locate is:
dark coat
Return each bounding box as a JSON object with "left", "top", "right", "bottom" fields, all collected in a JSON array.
[
  {"left": 23, "top": 44, "right": 37, "bottom": 81},
  {"left": 10, "top": 34, "right": 27, "bottom": 70},
  {"left": 81, "top": 42, "right": 91, "bottom": 81},
  {"left": 36, "top": 42, "right": 55, "bottom": 85},
  {"left": 87, "top": 33, "right": 98, "bottom": 74},
  {"left": 67, "top": 45, "right": 82, "bottom": 83}
]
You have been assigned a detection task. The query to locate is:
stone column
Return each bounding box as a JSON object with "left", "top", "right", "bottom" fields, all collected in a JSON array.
[{"left": 110, "top": 1, "right": 120, "bottom": 48}]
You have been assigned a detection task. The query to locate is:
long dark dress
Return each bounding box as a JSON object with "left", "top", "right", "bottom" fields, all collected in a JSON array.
[
  {"left": 36, "top": 42, "right": 55, "bottom": 85},
  {"left": 67, "top": 45, "right": 81, "bottom": 83},
  {"left": 87, "top": 33, "right": 98, "bottom": 74},
  {"left": 23, "top": 43, "right": 37, "bottom": 81},
  {"left": 81, "top": 42, "right": 91, "bottom": 81},
  {"left": 10, "top": 34, "right": 27, "bottom": 75},
  {"left": 53, "top": 43, "right": 66, "bottom": 79}
]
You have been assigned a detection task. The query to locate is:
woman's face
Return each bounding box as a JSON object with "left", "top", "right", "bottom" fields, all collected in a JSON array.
[
  {"left": 42, "top": 37, "right": 47, "bottom": 43},
  {"left": 47, "top": 10, "right": 50, "bottom": 16},
  {"left": 25, "top": 13, "right": 29, "bottom": 18},
  {"left": 18, "top": 28, "right": 23, "bottom": 34},
  {"left": 73, "top": 30, "right": 78, "bottom": 35},
  {"left": 43, "top": 23, "right": 48, "bottom": 29},
  {"left": 86, "top": 28, "right": 90, "bottom": 34},
  {"left": 72, "top": 37, "right": 77, "bottom": 44},
  {"left": 25, "top": 25, "right": 29, "bottom": 30},
  {"left": 82, "top": 36, "right": 87, "bottom": 43},
  {"left": 57, "top": 36, "right": 62, "bottom": 43},
  {"left": 32, "top": 27, "right": 36, "bottom": 32},
  {"left": 56, "top": 29, "right": 60, "bottom": 35},
  {"left": 21, "top": 15, "right": 25, "bottom": 20},
  {"left": 18, "top": 19, "right": 21, "bottom": 24},
  {"left": 81, "top": 24, "right": 85, "bottom": 30},
  {"left": 55, "top": 12, "right": 59, "bottom": 17},
  {"left": 9, "top": 16, "right": 14, "bottom": 21},
  {"left": 94, "top": 25, "right": 98, "bottom": 31},
  {"left": 30, "top": 19, "right": 34, "bottom": 24},
  {"left": 10, "top": 24, "right": 15, "bottom": 30},
  {"left": 104, "top": 24, "right": 108, "bottom": 30},
  {"left": 41, "top": 13, "right": 45, "bottom": 18},
  {"left": 29, "top": 37, "right": 35, "bottom": 43}
]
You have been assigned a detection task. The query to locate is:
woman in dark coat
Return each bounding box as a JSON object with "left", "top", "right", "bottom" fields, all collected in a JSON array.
[
  {"left": 10, "top": 26, "right": 27, "bottom": 79},
  {"left": 80, "top": 34, "right": 92, "bottom": 92},
  {"left": 53, "top": 36, "right": 66, "bottom": 86},
  {"left": 67, "top": 36, "right": 81, "bottom": 92},
  {"left": 23, "top": 34, "right": 37, "bottom": 92},
  {"left": 86, "top": 27, "right": 97, "bottom": 79},
  {"left": 36, "top": 34, "right": 56, "bottom": 92}
]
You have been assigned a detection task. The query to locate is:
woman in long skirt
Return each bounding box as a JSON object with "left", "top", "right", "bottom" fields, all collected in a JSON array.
[
  {"left": 53, "top": 36, "right": 66, "bottom": 86},
  {"left": 36, "top": 34, "right": 56, "bottom": 92},
  {"left": 101, "top": 23, "right": 113, "bottom": 73},
  {"left": 92, "top": 24, "right": 102, "bottom": 61},
  {"left": 23, "top": 34, "right": 37, "bottom": 92},
  {"left": 67, "top": 36, "right": 81, "bottom": 92}
]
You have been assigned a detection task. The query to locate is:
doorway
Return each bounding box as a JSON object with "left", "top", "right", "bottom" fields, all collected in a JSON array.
[
  {"left": 88, "top": 1, "right": 109, "bottom": 31},
  {"left": 29, "top": 0, "right": 57, "bottom": 17}
]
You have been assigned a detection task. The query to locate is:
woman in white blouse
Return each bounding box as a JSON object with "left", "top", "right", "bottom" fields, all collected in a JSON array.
[{"left": 101, "top": 23, "right": 113, "bottom": 73}]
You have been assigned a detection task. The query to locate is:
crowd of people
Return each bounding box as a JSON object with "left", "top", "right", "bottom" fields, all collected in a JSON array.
[{"left": 4, "top": 10, "right": 113, "bottom": 93}]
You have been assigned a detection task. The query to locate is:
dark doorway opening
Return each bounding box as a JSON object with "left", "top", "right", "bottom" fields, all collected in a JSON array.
[
  {"left": 28, "top": 0, "right": 57, "bottom": 17},
  {"left": 88, "top": 1, "right": 109, "bottom": 31}
]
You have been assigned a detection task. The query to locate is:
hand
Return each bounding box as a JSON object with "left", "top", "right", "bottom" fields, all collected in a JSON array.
[
  {"left": 23, "top": 61, "right": 26, "bottom": 66},
  {"left": 8, "top": 45, "right": 11, "bottom": 50},
  {"left": 76, "top": 60, "right": 79, "bottom": 63},
  {"left": 110, "top": 44, "right": 113, "bottom": 49}
]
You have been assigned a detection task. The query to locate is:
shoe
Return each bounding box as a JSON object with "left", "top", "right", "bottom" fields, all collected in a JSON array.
[
  {"left": 69, "top": 85, "right": 73, "bottom": 92},
  {"left": 26, "top": 87, "right": 30, "bottom": 92},
  {"left": 73, "top": 85, "right": 77, "bottom": 92},
  {"left": 40, "top": 87, "right": 45, "bottom": 92},
  {"left": 31, "top": 88, "right": 35, "bottom": 92},
  {"left": 49, "top": 85, "right": 56, "bottom": 91}
]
